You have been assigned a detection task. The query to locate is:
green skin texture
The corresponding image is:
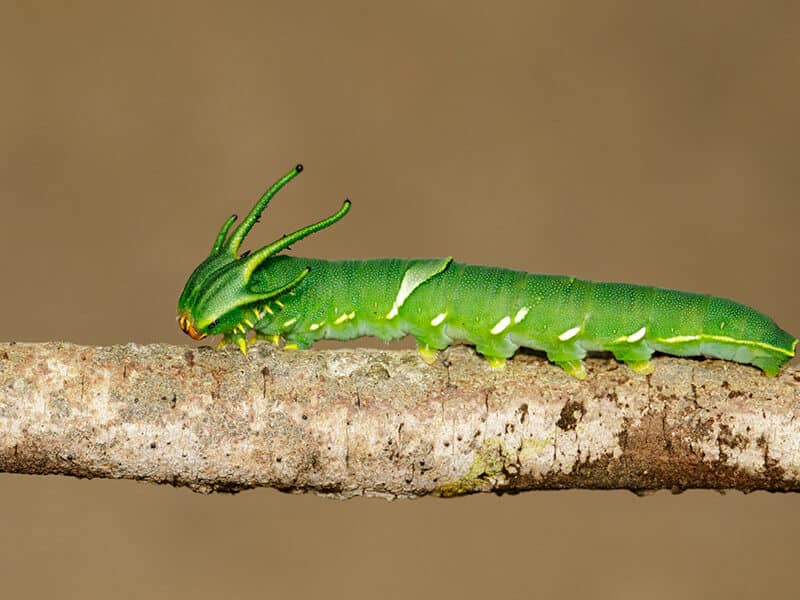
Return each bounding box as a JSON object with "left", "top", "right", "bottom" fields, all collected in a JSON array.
[{"left": 178, "top": 166, "right": 797, "bottom": 379}]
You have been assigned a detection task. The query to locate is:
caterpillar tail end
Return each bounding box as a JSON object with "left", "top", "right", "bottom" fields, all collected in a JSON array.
[
  {"left": 755, "top": 360, "right": 781, "bottom": 377},
  {"left": 753, "top": 340, "right": 796, "bottom": 376}
]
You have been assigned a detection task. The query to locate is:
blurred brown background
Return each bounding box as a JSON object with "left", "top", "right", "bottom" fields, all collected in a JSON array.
[{"left": 1, "top": 2, "right": 798, "bottom": 598}]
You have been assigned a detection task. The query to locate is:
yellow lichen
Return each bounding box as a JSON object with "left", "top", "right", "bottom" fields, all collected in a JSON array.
[
  {"left": 518, "top": 436, "right": 554, "bottom": 463},
  {"left": 436, "top": 435, "right": 555, "bottom": 497},
  {"left": 436, "top": 439, "right": 513, "bottom": 497}
]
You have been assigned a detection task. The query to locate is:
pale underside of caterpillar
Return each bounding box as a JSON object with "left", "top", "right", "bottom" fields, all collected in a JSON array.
[{"left": 177, "top": 165, "right": 797, "bottom": 379}]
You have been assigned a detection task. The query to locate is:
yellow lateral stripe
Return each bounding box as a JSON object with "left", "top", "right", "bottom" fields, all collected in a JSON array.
[{"left": 654, "top": 334, "right": 795, "bottom": 357}]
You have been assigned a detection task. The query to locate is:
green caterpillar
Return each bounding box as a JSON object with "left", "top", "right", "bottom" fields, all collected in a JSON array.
[{"left": 177, "top": 165, "right": 797, "bottom": 379}]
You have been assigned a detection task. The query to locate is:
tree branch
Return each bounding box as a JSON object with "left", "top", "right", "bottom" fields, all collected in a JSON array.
[{"left": 0, "top": 342, "right": 798, "bottom": 496}]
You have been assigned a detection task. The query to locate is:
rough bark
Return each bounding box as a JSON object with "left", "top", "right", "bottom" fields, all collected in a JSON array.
[{"left": 0, "top": 341, "right": 798, "bottom": 497}]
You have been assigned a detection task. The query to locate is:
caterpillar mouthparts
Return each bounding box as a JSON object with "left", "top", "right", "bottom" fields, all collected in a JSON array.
[{"left": 177, "top": 313, "right": 206, "bottom": 340}]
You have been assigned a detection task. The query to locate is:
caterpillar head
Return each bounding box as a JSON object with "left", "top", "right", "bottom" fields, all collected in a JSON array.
[{"left": 177, "top": 164, "right": 349, "bottom": 344}]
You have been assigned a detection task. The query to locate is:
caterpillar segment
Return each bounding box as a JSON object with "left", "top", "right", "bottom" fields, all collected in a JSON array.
[{"left": 177, "top": 166, "right": 797, "bottom": 378}]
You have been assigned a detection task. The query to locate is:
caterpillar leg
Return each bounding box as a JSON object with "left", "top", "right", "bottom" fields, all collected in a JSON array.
[
  {"left": 217, "top": 332, "right": 249, "bottom": 355},
  {"left": 417, "top": 343, "right": 440, "bottom": 365},
  {"left": 608, "top": 342, "right": 654, "bottom": 376},
  {"left": 554, "top": 360, "right": 587, "bottom": 380},
  {"left": 625, "top": 360, "right": 654, "bottom": 375},
  {"left": 475, "top": 340, "right": 516, "bottom": 370},
  {"left": 546, "top": 343, "right": 588, "bottom": 379},
  {"left": 485, "top": 356, "right": 506, "bottom": 369},
  {"left": 283, "top": 333, "right": 314, "bottom": 350},
  {"left": 253, "top": 332, "right": 281, "bottom": 346}
]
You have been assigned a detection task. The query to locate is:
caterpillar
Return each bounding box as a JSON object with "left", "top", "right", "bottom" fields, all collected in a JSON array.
[{"left": 177, "top": 165, "right": 797, "bottom": 379}]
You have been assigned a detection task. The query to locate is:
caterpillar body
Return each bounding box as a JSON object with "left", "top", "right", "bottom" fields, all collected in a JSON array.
[{"left": 178, "top": 165, "right": 796, "bottom": 379}]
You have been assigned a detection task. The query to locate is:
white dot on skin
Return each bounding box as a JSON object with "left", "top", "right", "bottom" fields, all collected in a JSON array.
[
  {"left": 558, "top": 326, "right": 581, "bottom": 341},
  {"left": 490, "top": 316, "right": 512, "bottom": 335},
  {"left": 626, "top": 327, "right": 647, "bottom": 343},
  {"left": 513, "top": 307, "right": 529, "bottom": 324},
  {"left": 430, "top": 313, "right": 447, "bottom": 326}
]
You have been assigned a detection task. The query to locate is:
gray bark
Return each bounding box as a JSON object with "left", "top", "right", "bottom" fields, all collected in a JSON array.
[{"left": 0, "top": 342, "right": 798, "bottom": 497}]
